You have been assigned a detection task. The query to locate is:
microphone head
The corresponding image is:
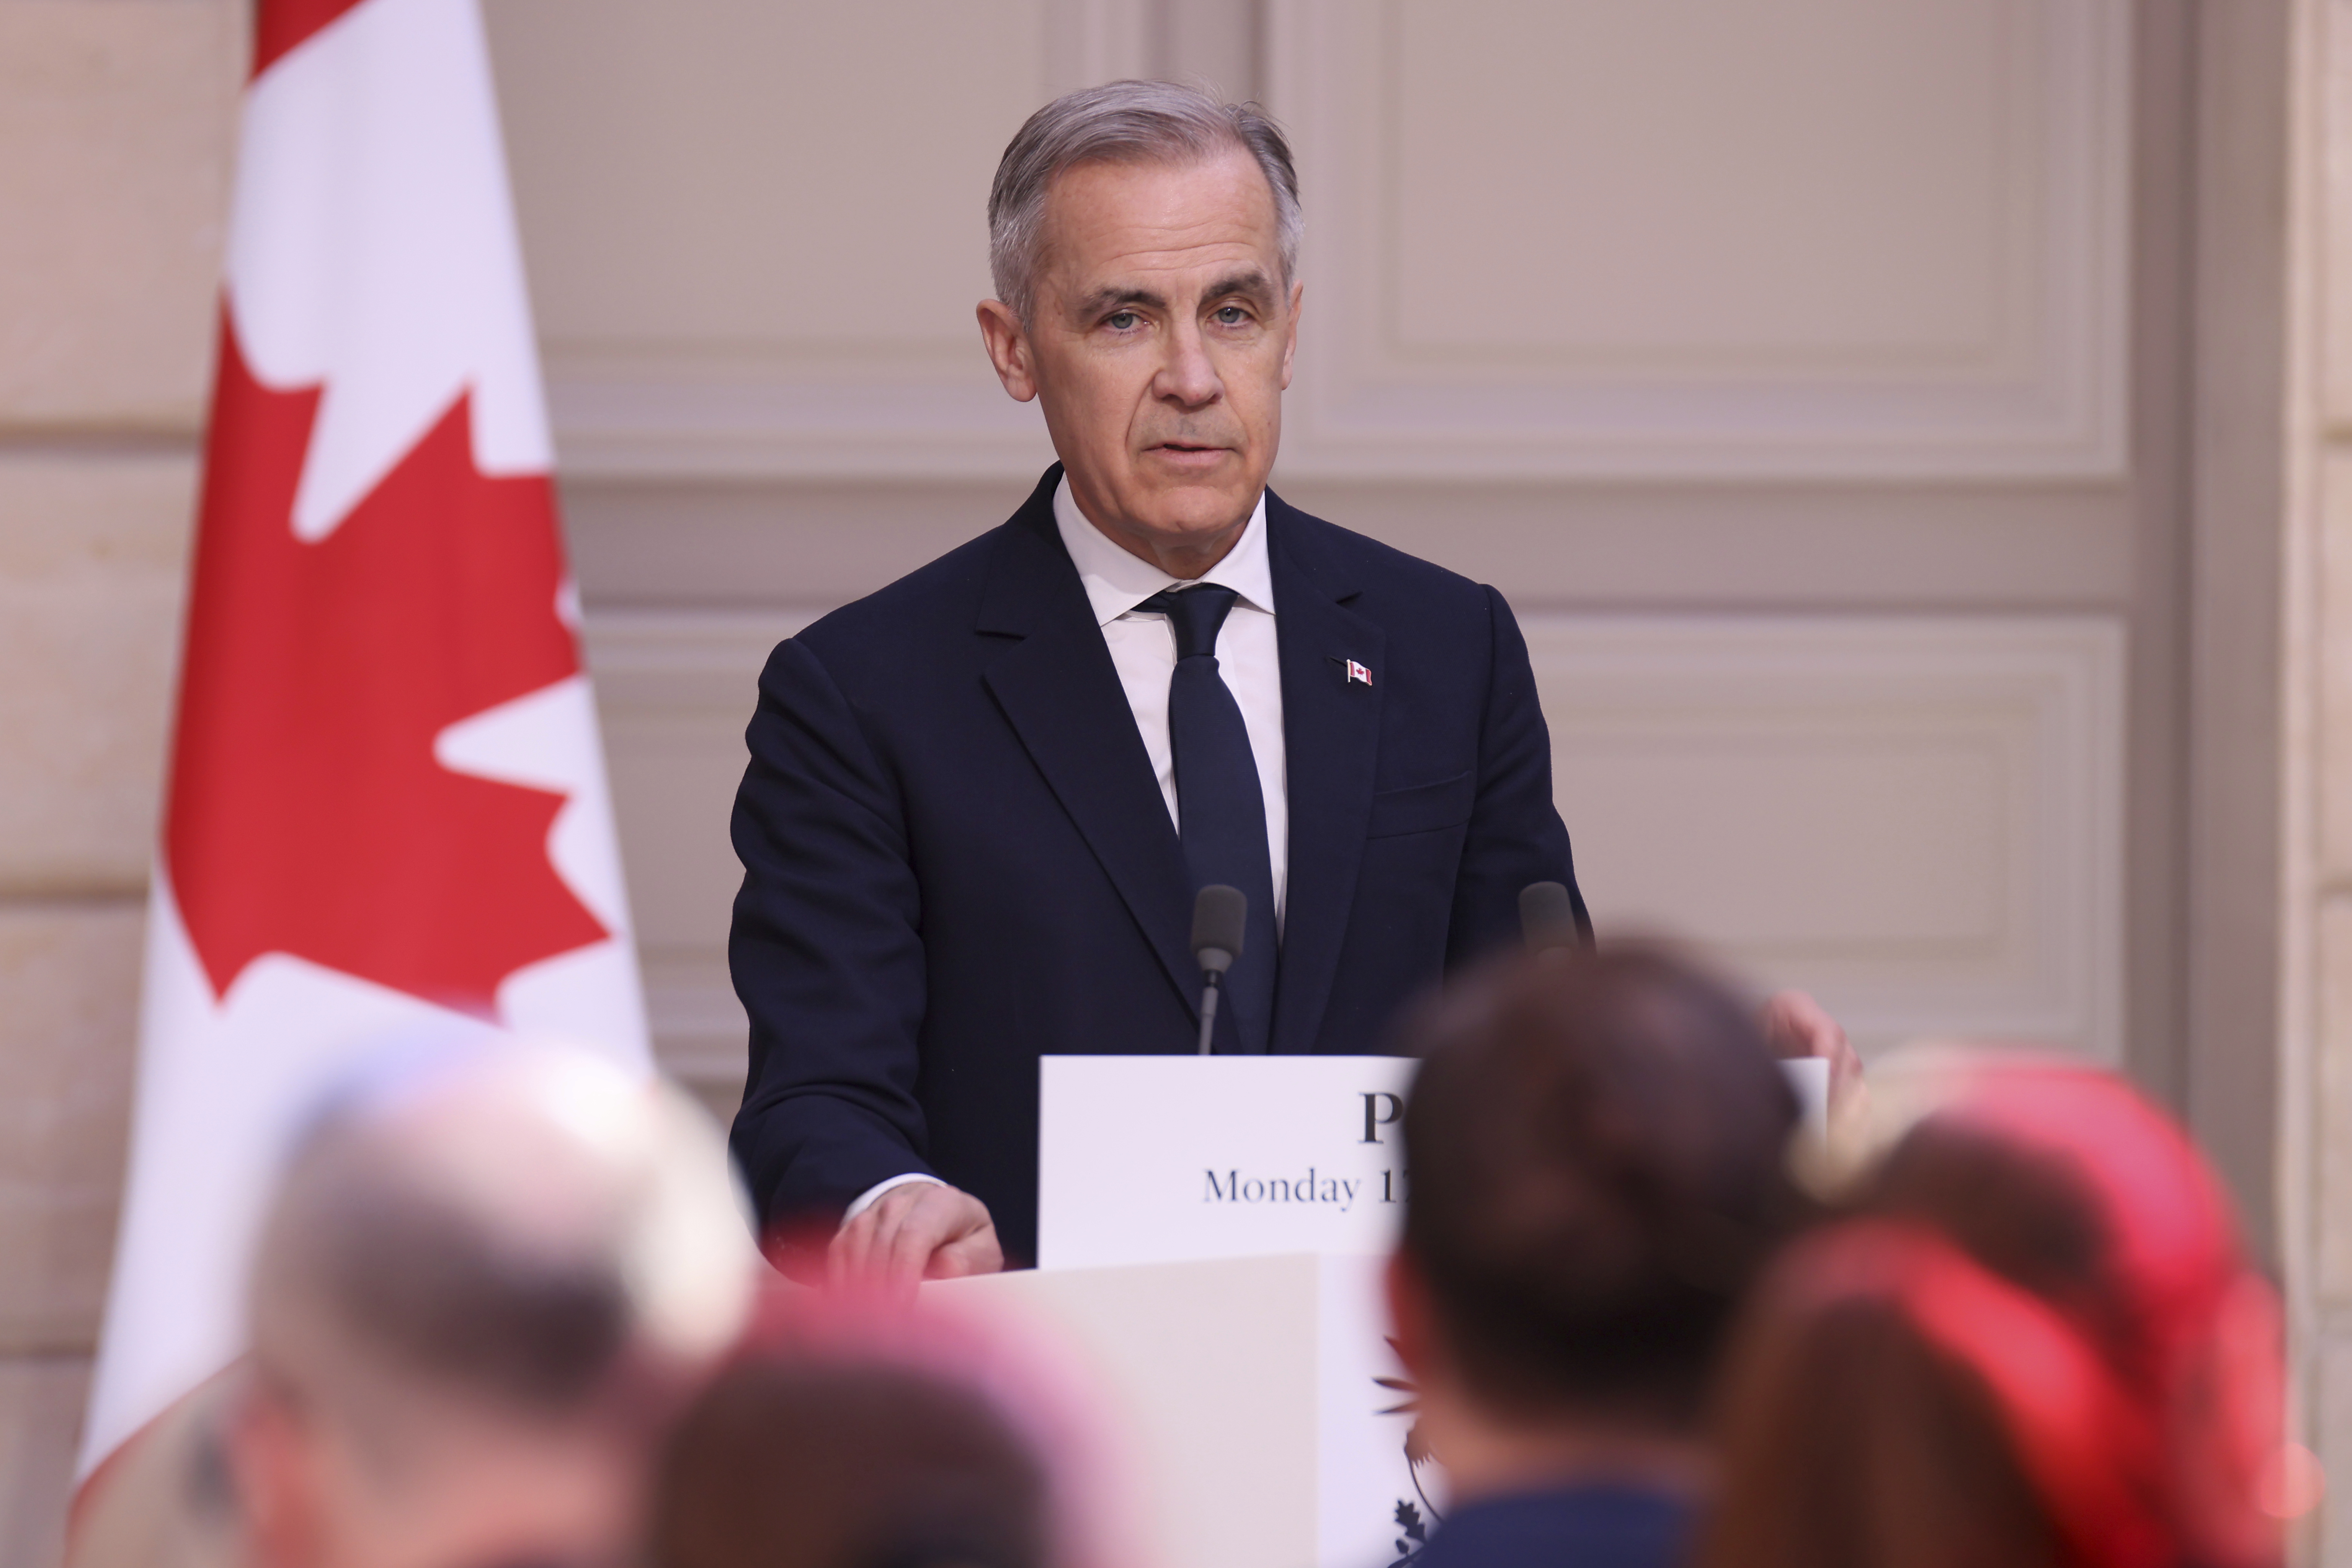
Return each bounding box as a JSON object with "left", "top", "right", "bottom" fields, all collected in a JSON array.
[
  {"left": 1519, "top": 881, "right": 1579, "bottom": 951},
  {"left": 1191, "top": 884, "right": 1247, "bottom": 973}
]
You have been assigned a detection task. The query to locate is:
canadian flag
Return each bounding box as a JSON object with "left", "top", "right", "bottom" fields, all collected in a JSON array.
[{"left": 78, "top": 0, "right": 650, "bottom": 1479}]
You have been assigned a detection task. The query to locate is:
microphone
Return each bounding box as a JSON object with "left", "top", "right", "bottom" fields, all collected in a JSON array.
[
  {"left": 1519, "top": 881, "right": 1580, "bottom": 952},
  {"left": 1190, "top": 884, "right": 1248, "bottom": 1055}
]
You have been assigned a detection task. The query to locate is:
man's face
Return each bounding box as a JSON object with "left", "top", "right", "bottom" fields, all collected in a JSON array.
[{"left": 978, "top": 149, "right": 1301, "bottom": 575}]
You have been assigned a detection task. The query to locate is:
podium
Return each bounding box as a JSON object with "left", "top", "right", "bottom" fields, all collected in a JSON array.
[
  {"left": 936, "top": 1251, "right": 1403, "bottom": 1568},
  {"left": 933, "top": 1056, "right": 1420, "bottom": 1568},
  {"left": 927, "top": 1055, "right": 1827, "bottom": 1568}
]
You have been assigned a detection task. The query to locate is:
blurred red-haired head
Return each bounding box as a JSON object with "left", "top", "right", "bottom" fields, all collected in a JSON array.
[
  {"left": 1700, "top": 1058, "right": 2295, "bottom": 1568},
  {"left": 647, "top": 1282, "right": 1118, "bottom": 1568}
]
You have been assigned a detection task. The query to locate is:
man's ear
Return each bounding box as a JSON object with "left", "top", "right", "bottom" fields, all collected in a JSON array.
[
  {"left": 225, "top": 1379, "right": 324, "bottom": 1568},
  {"left": 1279, "top": 280, "right": 1303, "bottom": 392},
  {"left": 976, "top": 299, "right": 1039, "bottom": 402}
]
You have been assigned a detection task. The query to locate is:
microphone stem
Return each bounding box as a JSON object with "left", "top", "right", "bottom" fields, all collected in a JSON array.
[{"left": 1197, "top": 973, "right": 1222, "bottom": 1055}]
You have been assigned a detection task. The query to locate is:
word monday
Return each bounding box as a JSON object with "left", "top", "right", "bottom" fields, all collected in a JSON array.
[{"left": 1203, "top": 1166, "right": 1399, "bottom": 1211}]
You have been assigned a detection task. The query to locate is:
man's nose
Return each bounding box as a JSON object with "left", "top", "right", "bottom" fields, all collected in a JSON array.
[{"left": 1153, "top": 318, "right": 1223, "bottom": 408}]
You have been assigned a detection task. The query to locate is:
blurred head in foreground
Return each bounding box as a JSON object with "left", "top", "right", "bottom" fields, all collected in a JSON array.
[
  {"left": 1387, "top": 946, "right": 1808, "bottom": 1519},
  {"left": 228, "top": 1043, "right": 758, "bottom": 1568},
  {"left": 1700, "top": 1058, "right": 2292, "bottom": 1568},
  {"left": 649, "top": 1292, "right": 1084, "bottom": 1568}
]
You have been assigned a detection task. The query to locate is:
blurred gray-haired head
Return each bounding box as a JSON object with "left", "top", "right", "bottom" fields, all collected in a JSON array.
[
  {"left": 987, "top": 79, "right": 1301, "bottom": 326},
  {"left": 246, "top": 1042, "right": 758, "bottom": 1426}
]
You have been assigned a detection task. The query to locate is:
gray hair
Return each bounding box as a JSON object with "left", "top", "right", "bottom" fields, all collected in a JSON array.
[
  {"left": 988, "top": 79, "right": 1302, "bottom": 325},
  {"left": 247, "top": 1043, "right": 755, "bottom": 1434}
]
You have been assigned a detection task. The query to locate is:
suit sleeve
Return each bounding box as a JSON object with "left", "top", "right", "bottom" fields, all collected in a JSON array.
[
  {"left": 1447, "top": 585, "right": 1592, "bottom": 964},
  {"left": 727, "top": 637, "right": 934, "bottom": 1231}
]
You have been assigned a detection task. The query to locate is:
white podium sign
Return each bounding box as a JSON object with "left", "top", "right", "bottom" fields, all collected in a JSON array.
[
  {"left": 1037, "top": 1053, "right": 1827, "bottom": 1273},
  {"left": 1037, "top": 1055, "right": 1417, "bottom": 1271}
]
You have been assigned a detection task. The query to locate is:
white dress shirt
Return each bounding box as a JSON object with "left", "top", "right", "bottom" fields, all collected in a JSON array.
[
  {"left": 1051, "top": 475, "right": 1289, "bottom": 923},
  {"left": 844, "top": 477, "right": 1290, "bottom": 1223}
]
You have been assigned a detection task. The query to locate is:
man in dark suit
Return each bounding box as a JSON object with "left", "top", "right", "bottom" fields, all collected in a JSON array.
[
  {"left": 728, "top": 80, "right": 1589, "bottom": 1280},
  {"left": 1383, "top": 946, "right": 1810, "bottom": 1568}
]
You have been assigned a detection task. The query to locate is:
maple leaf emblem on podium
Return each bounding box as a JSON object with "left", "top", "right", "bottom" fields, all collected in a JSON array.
[{"left": 165, "top": 316, "right": 608, "bottom": 1018}]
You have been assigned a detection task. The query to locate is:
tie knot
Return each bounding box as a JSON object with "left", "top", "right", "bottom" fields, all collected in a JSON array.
[{"left": 1140, "top": 583, "right": 1241, "bottom": 661}]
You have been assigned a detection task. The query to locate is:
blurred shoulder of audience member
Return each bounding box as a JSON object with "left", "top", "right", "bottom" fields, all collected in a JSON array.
[
  {"left": 220, "top": 1042, "right": 758, "bottom": 1568},
  {"left": 1385, "top": 944, "right": 1813, "bottom": 1568},
  {"left": 1699, "top": 1058, "right": 2292, "bottom": 1568},
  {"left": 648, "top": 1292, "right": 1068, "bottom": 1568}
]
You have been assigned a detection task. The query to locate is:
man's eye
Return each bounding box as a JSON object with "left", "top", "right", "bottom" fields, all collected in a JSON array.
[
  {"left": 1106, "top": 310, "right": 1140, "bottom": 331},
  {"left": 1215, "top": 306, "right": 1249, "bottom": 325}
]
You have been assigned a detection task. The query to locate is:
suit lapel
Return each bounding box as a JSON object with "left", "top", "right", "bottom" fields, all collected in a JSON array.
[
  {"left": 1266, "top": 494, "right": 1383, "bottom": 1054},
  {"left": 978, "top": 472, "right": 1201, "bottom": 1014}
]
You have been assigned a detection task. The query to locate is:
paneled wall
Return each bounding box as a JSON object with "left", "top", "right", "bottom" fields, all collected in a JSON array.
[
  {"left": 0, "top": 2, "right": 2237, "bottom": 1564},
  {"left": 1531, "top": 616, "right": 2125, "bottom": 1058},
  {"left": 516, "top": 0, "right": 2157, "bottom": 1115},
  {"left": 1268, "top": 0, "right": 2129, "bottom": 479},
  {"left": 487, "top": 0, "right": 1130, "bottom": 480},
  {"left": 587, "top": 610, "right": 2127, "bottom": 1077}
]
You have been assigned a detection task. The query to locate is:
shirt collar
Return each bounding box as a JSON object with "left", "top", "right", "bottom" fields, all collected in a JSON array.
[{"left": 1054, "top": 473, "right": 1274, "bottom": 629}]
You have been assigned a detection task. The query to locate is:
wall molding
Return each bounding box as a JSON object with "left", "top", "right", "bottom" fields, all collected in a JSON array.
[
  {"left": 537, "top": 0, "right": 1142, "bottom": 482},
  {"left": 1528, "top": 613, "right": 2125, "bottom": 1057},
  {"left": 1265, "top": 0, "right": 2132, "bottom": 480},
  {"left": 583, "top": 608, "right": 2126, "bottom": 1086},
  {"left": 538, "top": 0, "right": 2128, "bottom": 483}
]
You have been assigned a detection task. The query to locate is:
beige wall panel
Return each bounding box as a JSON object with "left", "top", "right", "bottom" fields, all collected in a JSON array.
[
  {"left": 1530, "top": 615, "right": 2125, "bottom": 1057},
  {"left": 485, "top": 0, "right": 1143, "bottom": 479},
  {"left": 0, "top": 903, "right": 142, "bottom": 1357},
  {"left": 583, "top": 609, "right": 2122, "bottom": 1094},
  {"left": 0, "top": 1356, "right": 91, "bottom": 1568},
  {"left": 1266, "top": 0, "right": 2130, "bottom": 479},
  {"left": 0, "top": 2, "right": 239, "bottom": 431},
  {"left": 0, "top": 456, "right": 194, "bottom": 896}
]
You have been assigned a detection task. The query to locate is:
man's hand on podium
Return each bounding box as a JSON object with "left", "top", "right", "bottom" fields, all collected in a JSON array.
[{"left": 829, "top": 1181, "right": 1004, "bottom": 1290}]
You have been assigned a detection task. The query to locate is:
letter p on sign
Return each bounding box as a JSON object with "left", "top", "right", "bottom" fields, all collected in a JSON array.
[{"left": 1361, "top": 1091, "right": 1403, "bottom": 1144}]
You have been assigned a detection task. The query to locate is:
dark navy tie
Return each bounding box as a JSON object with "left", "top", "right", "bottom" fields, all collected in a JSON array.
[{"left": 1140, "top": 583, "right": 1277, "bottom": 1054}]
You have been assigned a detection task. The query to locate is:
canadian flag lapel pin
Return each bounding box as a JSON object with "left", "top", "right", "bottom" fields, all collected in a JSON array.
[{"left": 1345, "top": 658, "right": 1374, "bottom": 688}]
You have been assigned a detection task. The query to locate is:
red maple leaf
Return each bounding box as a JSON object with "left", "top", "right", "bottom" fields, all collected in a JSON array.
[
  {"left": 165, "top": 309, "right": 608, "bottom": 1017},
  {"left": 252, "top": 0, "right": 367, "bottom": 78}
]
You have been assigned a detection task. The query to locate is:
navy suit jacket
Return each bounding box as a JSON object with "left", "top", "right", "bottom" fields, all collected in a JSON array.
[
  {"left": 727, "top": 466, "right": 1588, "bottom": 1263},
  {"left": 1408, "top": 1487, "right": 1694, "bottom": 1568}
]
